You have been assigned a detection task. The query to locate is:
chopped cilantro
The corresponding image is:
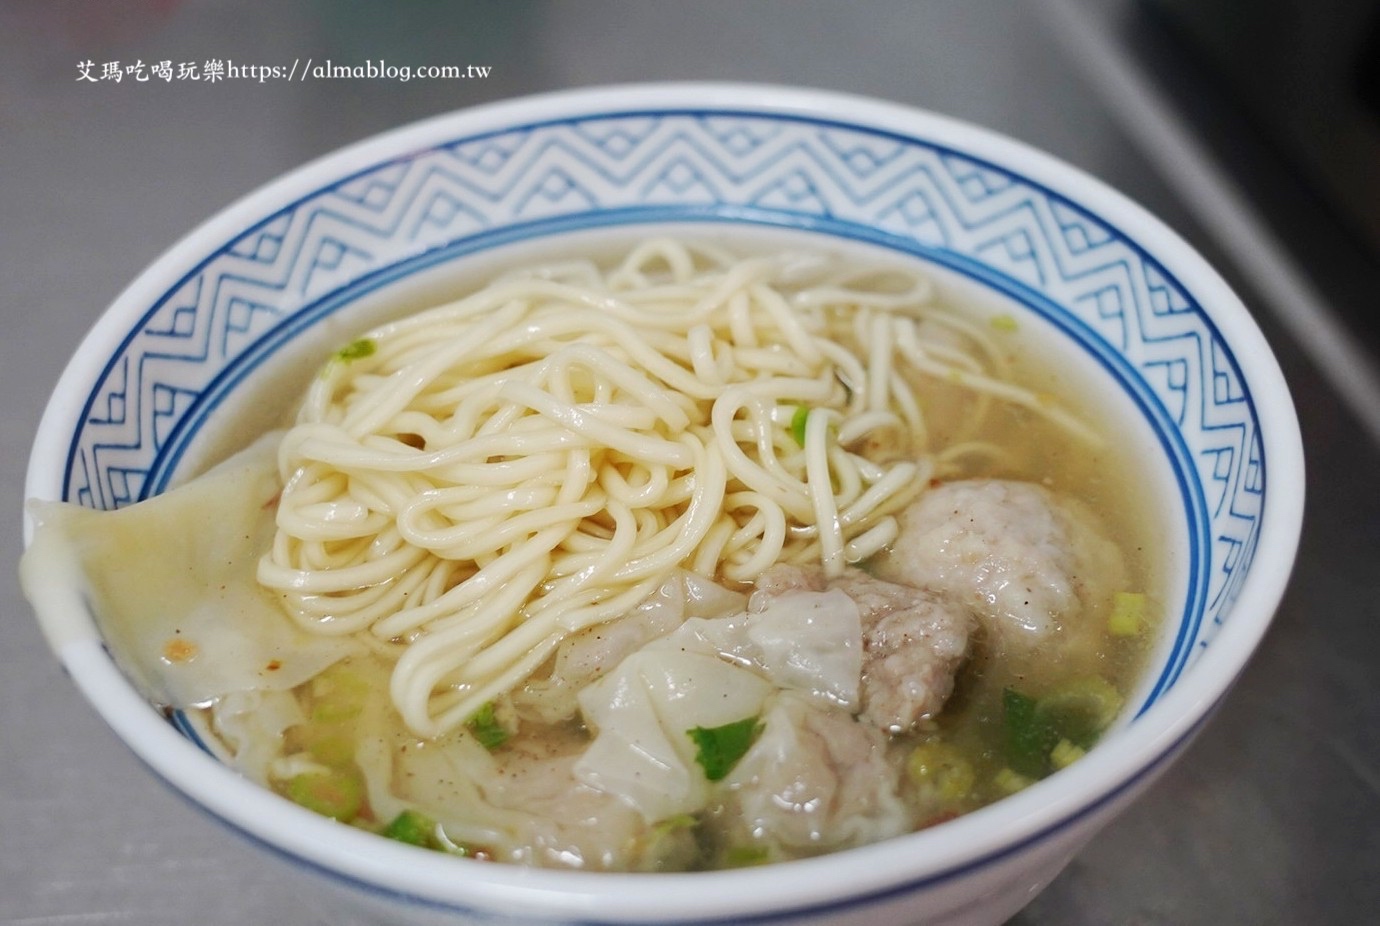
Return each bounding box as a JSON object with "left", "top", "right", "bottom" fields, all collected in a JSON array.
[{"left": 687, "top": 716, "right": 762, "bottom": 781}]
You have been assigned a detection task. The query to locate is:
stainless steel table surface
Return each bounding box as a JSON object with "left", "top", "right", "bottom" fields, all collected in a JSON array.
[{"left": 3, "top": 2, "right": 1378, "bottom": 924}]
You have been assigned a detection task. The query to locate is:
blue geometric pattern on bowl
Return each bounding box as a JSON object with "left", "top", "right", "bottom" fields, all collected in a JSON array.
[{"left": 62, "top": 109, "right": 1263, "bottom": 705}]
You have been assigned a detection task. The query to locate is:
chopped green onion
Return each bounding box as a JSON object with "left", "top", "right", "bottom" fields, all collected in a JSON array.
[
  {"left": 723, "top": 844, "right": 772, "bottom": 868},
  {"left": 1033, "top": 676, "right": 1123, "bottom": 749},
  {"left": 906, "top": 740, "right": 976, "bottom": 803},
  {"left": 334, "top": 337, "right": 377, "bottom": 363},
  {"left": 687, "top": 716, "right": 762, "bottom": 781},
  {"left": 1108, "top": 591, "right": 1147, "bottom": 636},
  {"left": 648, "top": 813, "right": 698, "bottom": 846},
  {"left": 309, "top": 664, "right": 371, "bottom": 723},
  {"left": 992, "top": 767, "right": 1035, "bottom": 795},
  {"left": 1004, "top": 677, "right": 1123, "bottom": 778},
  {"left": 989, "top": 314, "right": 1019, "bottom": 333},
  {"left": 466, "top": 701, "right": 510, "bottom": 751},
  {"left": 382, "top": 809, "right": 438, "bottom": 848},
  {"left": 303, "top": 730, "right": 355, "bottom": 768},
  {"left": 789, "top": 405, "right": 811, "bottom": 447},
  {"left": 641, "top": 813, "right": 698, "bottom": 865},
  {"left": 1002, "top": 687, "right": 1057, "bottom": 779},
  {"left": 310, "top": 702, "right": 362, "bottom": 724},
  {"left": 651, "top": 813, "right": 698, "bottom": 837},
  {"left": 284, "top": 769, "right": 364, "bottom": 822},
  {"left": 1050, "top": 738, "right": 1087, "bottom": 770}
]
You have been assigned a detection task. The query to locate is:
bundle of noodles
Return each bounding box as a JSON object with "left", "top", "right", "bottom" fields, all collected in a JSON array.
[{"left": 257, "top": 239, "right": 1092, "bottom": 738}]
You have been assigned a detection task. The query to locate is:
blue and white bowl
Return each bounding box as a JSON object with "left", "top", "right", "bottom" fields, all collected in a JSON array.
[{"left": 23, "top": 83, "right": 1304, "bottom": 926}]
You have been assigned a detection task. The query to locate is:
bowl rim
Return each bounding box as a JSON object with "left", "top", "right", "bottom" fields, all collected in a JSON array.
[{"left": 22, "top": 80, "right": 1305, "bottom": 921}]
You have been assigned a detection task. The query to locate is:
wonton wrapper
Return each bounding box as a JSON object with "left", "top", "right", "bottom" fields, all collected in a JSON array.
[{"left": 22, "top": 434, "right": 364, "bottom": 710}]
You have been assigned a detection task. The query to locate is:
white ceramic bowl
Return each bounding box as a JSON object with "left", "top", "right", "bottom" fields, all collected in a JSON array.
[{"left": 22, "top": 83, "right": 1304, "bottom": 926}]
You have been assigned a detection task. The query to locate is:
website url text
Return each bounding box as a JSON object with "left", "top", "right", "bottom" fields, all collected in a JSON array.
[{"left": 77, "top": 58, "right": 492, "bottom": 84}]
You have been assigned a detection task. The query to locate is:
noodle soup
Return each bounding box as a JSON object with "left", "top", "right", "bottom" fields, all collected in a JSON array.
[{"left": 24, "top": 238, "right": 1162, "bottom": 872}]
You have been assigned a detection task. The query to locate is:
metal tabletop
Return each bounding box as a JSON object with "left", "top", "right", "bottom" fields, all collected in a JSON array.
[{"left": 3, "top": 2, "right": 1377, "bottom": 923}]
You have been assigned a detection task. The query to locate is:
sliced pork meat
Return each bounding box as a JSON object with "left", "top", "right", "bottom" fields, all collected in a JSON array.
[
  {"left": 875, "top": 479, "right": 1126, "bottom": 653},
  {"left": 830, "top": 570, "right": 971, "bottom": 733},
  {"left": 752, "top": 564, "right": 972, "bottom": 734}
]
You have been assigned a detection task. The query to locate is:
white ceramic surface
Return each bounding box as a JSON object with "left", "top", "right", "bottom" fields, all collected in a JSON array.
[{"left": 22, "top": 83, "right": 1304, "bottom": 926}]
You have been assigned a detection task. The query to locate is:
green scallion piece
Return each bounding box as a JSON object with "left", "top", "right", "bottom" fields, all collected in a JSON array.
[
  {"left": 382, "top": 809, "right": 438, "bottom": 848},
  {"left": 466, "top": 701, "right": 510, "bottom": 751},
  {"left": 334, "top": 337, "right": 377, "bottom": 363},
  {"left": 992, "top": 767, "right": 1035, "bottom": 795},
  {"left": 723, "top": 844, "right": 772, "bottom": 868},
  {"left": 989, "top": 314, "right": 1019, "bottom": 333},
  {"left": 1002, "top": 687, "right": 1058, "bottom": 779},
  {"left": 302, "top": 731, "right": 355, "bottom": 768},
  {"left": 789, "top": 405, "right": 811, "bottom": 447},
  {"left": 1108, "top": 591, "right": 1147, "bottom": 636},
  {"left": 1050, "top": 738, "right": 1087, "bottom": 770},
  {"left": 284, "top": 769, "right": 364, "bottom": 822},
  {"left": 906, "top": 740, "right": 976, "bottom": 803},
  {"left": 1033, "top": 676, "right": 1123, "bottom": 749}
]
